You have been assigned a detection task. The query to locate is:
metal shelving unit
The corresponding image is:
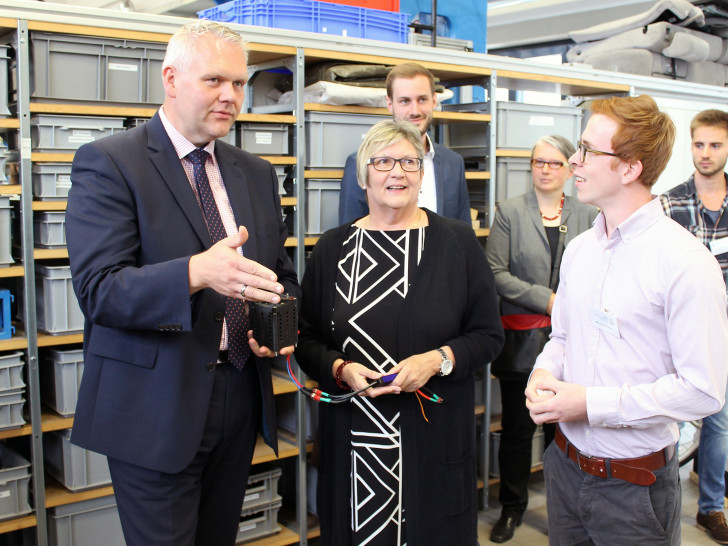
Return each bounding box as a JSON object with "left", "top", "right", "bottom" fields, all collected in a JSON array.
[{"left": 4, "top": 1, "right": 727, "bottom": 543}]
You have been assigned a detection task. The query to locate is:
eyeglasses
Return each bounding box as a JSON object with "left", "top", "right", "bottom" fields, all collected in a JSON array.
[
  {"left": 367, "top": 156, "right": 423, "bottom": 172},
  {"left": 530, "top": 159, "right": 567, "bottom": 170},
  {"left": 576, "top": 140, "right": 621, "bottom": 163}
]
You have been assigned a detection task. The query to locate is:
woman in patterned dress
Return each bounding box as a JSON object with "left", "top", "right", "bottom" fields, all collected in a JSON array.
[{"left": 296, "top": 119, "right": 504, "bottom": 545}]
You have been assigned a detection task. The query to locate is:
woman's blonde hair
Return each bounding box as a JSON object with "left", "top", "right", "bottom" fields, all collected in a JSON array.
[{"left": 356, "top": 119, "right": 425, "bottom": 190}]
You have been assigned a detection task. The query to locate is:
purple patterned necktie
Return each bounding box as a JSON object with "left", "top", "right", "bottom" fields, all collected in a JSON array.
[{"left": 187, "top": 148, "right": 250, "bottom": 369}]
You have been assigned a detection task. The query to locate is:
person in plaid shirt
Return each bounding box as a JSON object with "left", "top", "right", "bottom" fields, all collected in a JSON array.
[{"left": 661, "top": 108, "right": 728, "bottom": 545}]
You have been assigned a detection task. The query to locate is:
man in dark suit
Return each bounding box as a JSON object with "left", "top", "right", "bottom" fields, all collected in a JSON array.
[
  {"left": 338, "top": 62, "right": 471, "bottom": 225},
  {"left": 65, "top": 20, "right": 300, "bottom": 546}
]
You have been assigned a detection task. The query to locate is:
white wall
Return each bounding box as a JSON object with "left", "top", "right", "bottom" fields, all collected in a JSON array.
[{"left": 652, "top": 97, "right": 728, "bottom": 196}]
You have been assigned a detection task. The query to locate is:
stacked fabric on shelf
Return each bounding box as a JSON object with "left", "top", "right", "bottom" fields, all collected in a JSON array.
[
  {"left": 273, "top": 61, "right": 453, "bottom": 107},
  {"left": 566, "top": 0, "right": 728, "bottom": 87}
]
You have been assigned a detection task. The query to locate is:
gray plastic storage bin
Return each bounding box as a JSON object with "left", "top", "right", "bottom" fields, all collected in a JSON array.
[
  {"left": 442, "top": 102, "right": 490, "bottom": 160},
  {"left": 305, "top": 179, "right": 340, "bottom": 235},
  {"left": 240, "top": 123, "right": 289, "bottom": 155},
  {"left": 32, "top": 163, "right": 72, "bottom": 200},
  {"left": 243, "top": 468, "right": 282, "bottom": 511},
  {"left": 27, "top": 32, "right": 166, "bottom": 104},
  {"left": 236, "top": 497, "right": 282, "bottom": 544},
  {"left": 495, "top": 157, "right": 532, "bottom": 205},
  {"left": 31, "top": 114, "right": 126, "bottom": 152},
  {"left": 0, "top": 352, "right": 25, "bottom": 392},
  {"left": 0, "top": 45, "right": 10, "bottom": 116},
  {"left": 0, "top": 148, "right": 19, "bottom": 184},
  {"left": 305, "top": 111, "right": 389, "bottom": 167},
  {"left": 445, "top": 121, "right": 490, "bottom": 160},
  {"left": 0, "top": 390, "right": 25, "bottom": 430},
  {"left": 44, "top": 429, "right": 111, "bottom": 491},
  {"left": 496, "top": 102, "right": 582, "bottom": 150},
  {"left": 34, "top": 211, "right": 66, "bottom": 248},
  {"left": 35, "top": 265, "right": 84, "bottom": 334},
  {"left": 0, "top": 443, "right": 31, "bottom": 520},
  {"left": 0, "top": 195, "right": 13, "bottom": 266},
  {"left": 48, "top": 495, "right": 125, "bottom": 546},
  {"left": 495, "top": 156, "right": 576, "bottom": 205},
  {"left": 222, "top": 125, "right": 237, "bottom": 147},
  {"left": 275, "top": 166, "right": 288, "bottom": 195},
  {"left": 41, "top": 348, "right": 83, "bottom": 416}
]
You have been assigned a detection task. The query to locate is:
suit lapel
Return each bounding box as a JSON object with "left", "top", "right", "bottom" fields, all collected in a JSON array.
[
  {"left": 560, "top": 197, "right": 573, "bottom": 243},
  {"left": 146, "top": 114, "right": 212, "bottom": 248},
  {"left": 432, "top": 142, "right": 445, "bottom": 215},
  {"left": 525, "top": 191, "right": 549, "bottom": 248},
  {"left": 216, "top": 144, "right": 259, "bottom": 262}
]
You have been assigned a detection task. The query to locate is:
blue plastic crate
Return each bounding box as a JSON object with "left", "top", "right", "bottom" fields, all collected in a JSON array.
[
  {"left": 0, "top": 289, "right": 13, "bottom": 340},
  {"left": 198, "top": 0, "right": 410, "bottom": 43}
]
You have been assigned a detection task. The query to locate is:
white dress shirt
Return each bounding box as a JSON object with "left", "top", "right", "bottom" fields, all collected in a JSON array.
[
  {"left": 535, "top": 198, "right": 728, "bottom": 459},
  {"left": 418, "top": 133, "right": 437, "bottom": 214}
]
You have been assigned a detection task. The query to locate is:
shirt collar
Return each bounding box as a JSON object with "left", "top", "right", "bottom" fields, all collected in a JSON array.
[
  {"left": 158, "top": 106, "right": 216, "bottom": 160},
  {"left": 595, "top": 197, "right": 664, "bottom": 245},
  {"left": 424, "top": 133, "right": 435, "bottom": 159},
  {"left": 680, "top": 174, "right": 699, "bottom": 199}
]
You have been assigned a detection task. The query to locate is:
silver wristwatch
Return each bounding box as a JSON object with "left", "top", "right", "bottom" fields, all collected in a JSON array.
[{"left": 437, "top": 348, "right": 453, "bottom": 376}]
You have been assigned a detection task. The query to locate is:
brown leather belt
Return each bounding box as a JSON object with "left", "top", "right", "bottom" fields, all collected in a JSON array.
[{"left": 554, "top": 426, "right": 674, "bottom": 486}]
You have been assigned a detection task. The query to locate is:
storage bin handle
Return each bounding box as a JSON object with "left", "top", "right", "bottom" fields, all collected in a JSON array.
[
  {"left": 58, "top": 125, "right": 106, "bottom": 132},
  {"left": 210, "top": 5, "right": 236, "bottom": 22}
]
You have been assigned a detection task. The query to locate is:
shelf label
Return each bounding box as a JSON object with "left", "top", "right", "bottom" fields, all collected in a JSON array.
[
  {"left": 57, "top": 175, "right": 72, "bottom": 189},
  {"left": 21, "top": 138, "right": 31, "bottom": 157},
  {"left": 529, "top": 116, "right": 555, "bottom": 127},
  {"left": 0, "top": 491, "right": 9, "bottom": 499},
  {"left": 244, "top": 492, "right": 260, "bottom": 502},
  {"left": 69, "top": 131, "right": 95, "bottom": 144},
  {"left": 255, "top": 132, "right": 273, "bottom": 145},
  {"left": 109, "top": 63, "right": 139, "bottom": 72}
]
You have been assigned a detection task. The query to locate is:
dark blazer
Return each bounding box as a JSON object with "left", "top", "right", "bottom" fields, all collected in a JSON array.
[
  {"left": 66, "top": 113, "right": 300, "bottom": 474},
  {"left": 296, "top": 210, "right": 504, "bottom": 545},
  {"left": 485, "top": 191, "right": 598, "bottom": 316},
  {"left": 337, "top": 142, "right": 471, "bottom": 225}
]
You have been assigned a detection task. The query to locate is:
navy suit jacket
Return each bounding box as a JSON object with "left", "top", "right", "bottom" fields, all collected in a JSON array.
[
  {"left": 66, "top": 113, "right": 300, "bottom": 474},
  {"left": 338, "top": 142, "right": 471, "bottom": 225}
]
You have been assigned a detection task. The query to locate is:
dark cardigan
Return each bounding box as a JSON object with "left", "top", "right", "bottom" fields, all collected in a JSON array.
[{"left": 296, "top": 209, "right": 504, "bottom": 545}]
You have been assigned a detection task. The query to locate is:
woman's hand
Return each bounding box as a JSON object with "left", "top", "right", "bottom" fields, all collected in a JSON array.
[
  {"left": 333, "top": 359, "right": 401, "bottom": 398},
  {"left": 389, "top": 347, "right": 453, "bottom": 393}
]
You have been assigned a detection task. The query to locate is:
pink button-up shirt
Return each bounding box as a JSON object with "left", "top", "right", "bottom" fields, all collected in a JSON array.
[
  {"left": 159, "top": 107, "right": 241, "bottom": 350},
  {"left": 535, "top": 198, "right": 728, "bottom": 459}
]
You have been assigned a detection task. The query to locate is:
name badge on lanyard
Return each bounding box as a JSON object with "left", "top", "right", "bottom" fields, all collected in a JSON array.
[
  {"left": 710, "top": 237, "right": 728, "bottom": 257},
  {"left": 589, "top": 307, "right": 621, "bottom": 338}
]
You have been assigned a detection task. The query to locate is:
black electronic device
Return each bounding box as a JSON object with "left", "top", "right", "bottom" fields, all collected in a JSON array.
[{"left": 249, "top": 294, "right": 298, "bottom": 353}]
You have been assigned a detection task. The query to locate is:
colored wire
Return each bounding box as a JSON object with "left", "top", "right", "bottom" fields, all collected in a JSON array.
[
  {"left": 415, "top": 391, "right": 429, "bottom": 423},
  {"left": 286, "top": 356, "right": 443, "bottom": 405}
]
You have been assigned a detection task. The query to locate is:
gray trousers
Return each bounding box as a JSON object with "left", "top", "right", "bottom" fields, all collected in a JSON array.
[{"left": 543, "top": 440, "right": 681, "bottom": 545}]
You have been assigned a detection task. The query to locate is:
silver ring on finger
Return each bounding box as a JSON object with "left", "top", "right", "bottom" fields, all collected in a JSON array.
[{"left": 240, "top": 284, "right": 247, "bottom": 298}]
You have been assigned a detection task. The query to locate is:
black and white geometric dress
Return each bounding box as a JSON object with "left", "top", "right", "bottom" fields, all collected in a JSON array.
[{"left": 332, "top": 224, "right": 426, "bottom": 546}]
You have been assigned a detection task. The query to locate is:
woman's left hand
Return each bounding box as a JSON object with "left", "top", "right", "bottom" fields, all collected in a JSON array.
[{"left": 389, "top": 349, "right": 443, "bottom": 392}]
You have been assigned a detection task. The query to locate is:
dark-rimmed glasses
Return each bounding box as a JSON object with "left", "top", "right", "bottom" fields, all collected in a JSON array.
[
  {"left": 530, "top": 159, "right": 566, "bottom": 170},
  {"left": 367, "top": 157, "right": 422, "bottom": 172},
  {"left": 576, "top": 140, "right": 621, "bottom": 163}
]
